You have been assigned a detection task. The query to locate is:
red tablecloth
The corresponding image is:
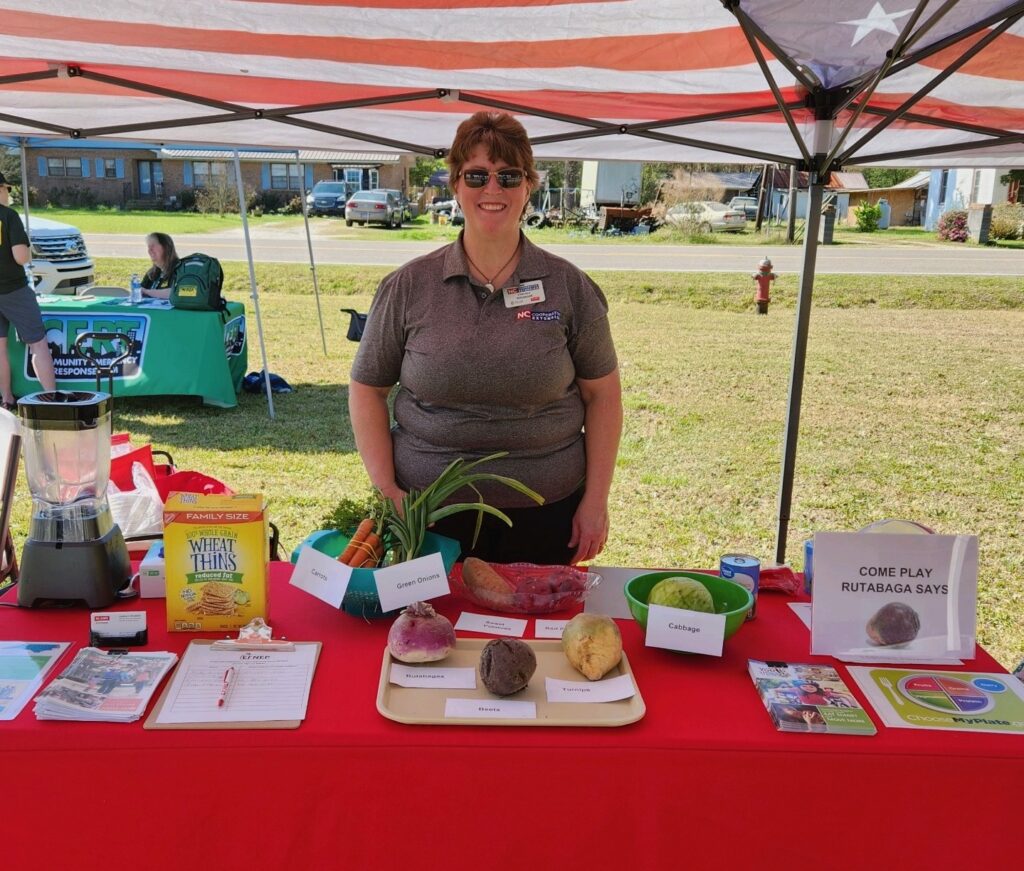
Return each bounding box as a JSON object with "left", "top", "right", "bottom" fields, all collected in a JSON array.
[{"left": 2, "top": 565, "right": 1021, "bottom": 871}]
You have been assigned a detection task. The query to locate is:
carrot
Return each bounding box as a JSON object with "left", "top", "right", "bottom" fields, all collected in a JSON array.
[
  {"left": 338, "top": 518, "right": 374, "bottom": 565},
  {"left": 351, "top": 532, "right": 383, "bottom": 568}
]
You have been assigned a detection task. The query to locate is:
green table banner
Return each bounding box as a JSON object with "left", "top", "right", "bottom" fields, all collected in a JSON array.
[{"left": 7, "top": 296, "right": 247, "bottom": 408}]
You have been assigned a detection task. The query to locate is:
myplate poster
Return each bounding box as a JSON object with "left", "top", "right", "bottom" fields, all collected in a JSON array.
[
  {"left": 811, "top": 532, "right": 977, "bottom": 662},
  {"left": 848, "top": 667, "right": 1024, "bottom": 736}
]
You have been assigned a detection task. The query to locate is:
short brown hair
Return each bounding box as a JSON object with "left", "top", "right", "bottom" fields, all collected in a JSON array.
[{"left": 447, "top": 111, "right": 539, "bottom": 188}]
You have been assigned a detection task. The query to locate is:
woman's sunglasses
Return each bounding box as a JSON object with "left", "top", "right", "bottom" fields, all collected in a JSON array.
[{"left": 459, "top": 169, "right": 525, "bottom": 189}]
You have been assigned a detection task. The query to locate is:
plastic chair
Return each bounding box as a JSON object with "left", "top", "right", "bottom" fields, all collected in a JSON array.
[{"left": 340, "top": 308, "right": 368, "bottom": 342}]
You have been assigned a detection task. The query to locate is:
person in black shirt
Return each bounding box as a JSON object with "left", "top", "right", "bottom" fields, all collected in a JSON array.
[
  {"left": 140, "top": 231, "right": 179, "bottom": 299},
  {"left": 0, "top": 172, "right": 56, "bottom": 410}
]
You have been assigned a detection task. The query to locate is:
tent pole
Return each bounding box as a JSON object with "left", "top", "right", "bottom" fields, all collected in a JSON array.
[
  {"left": 786, "top": 165, "right": 797, "bottom": 243},
  {"left": 18, "top": 138, "right": 30, "bottom": 232},
  {"left": 775, "top": 176, "right": 823, "bottom": 564},
  {"left": 295, "top": 151, "right": 327, "bottom": 355},
  {"left": 233, "top": 150, "right": 276, "bottom": 419}
]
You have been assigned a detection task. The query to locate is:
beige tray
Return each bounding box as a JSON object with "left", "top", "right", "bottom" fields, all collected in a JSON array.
[{"left": 376, "top": 638, "right": 645, "bottom": 727}]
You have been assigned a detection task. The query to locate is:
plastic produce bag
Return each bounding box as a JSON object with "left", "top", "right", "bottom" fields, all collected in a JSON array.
[{"left": 108, "top": 461, "right": 164, "bottom": 539}]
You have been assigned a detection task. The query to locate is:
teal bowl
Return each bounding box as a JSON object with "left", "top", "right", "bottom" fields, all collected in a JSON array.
[
  {"left": 291, "top": 529, "right": 461, "bottom": 619},
  {"left": 624, "top": 571, "right": 753, "bottom": 641}
]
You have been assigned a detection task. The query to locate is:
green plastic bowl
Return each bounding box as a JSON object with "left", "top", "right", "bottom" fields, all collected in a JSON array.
[{"left": 624, "top": 571, "right": 754, "bottom": 641}]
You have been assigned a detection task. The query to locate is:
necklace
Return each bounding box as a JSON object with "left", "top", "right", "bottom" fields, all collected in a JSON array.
[{"left": 465, "top": 240, "right": 521, "bottom": 293}]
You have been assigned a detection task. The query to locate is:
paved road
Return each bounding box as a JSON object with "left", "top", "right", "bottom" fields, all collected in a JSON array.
[{"left": 86, "top": 228, "right": 1022, "bottom": 275}]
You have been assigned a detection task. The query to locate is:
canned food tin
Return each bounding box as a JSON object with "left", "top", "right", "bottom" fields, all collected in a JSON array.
[{"left": 720, "top": 553, "right": 760, "bottom": 620}]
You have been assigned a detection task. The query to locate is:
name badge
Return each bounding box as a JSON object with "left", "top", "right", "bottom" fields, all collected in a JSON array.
[{"left": 503, "top": 280, "right": 545, "bottom": 308}]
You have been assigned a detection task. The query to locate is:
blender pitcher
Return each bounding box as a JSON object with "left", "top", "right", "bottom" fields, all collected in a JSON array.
[{"left": 17, "top": 391, "right": 130, "bottom": 608}]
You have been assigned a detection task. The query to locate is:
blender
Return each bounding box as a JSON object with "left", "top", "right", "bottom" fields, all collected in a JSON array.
[{"left": 17, "top": 391, "right": 130, "bottom": 608}]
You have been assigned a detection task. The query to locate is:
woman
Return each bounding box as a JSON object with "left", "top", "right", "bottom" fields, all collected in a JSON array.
[
  {"left": 140, "top": 232, "right": 179, "bottom": 299},
  {"left": 349, "top": 111, "right": 622, "bottom": 565}
]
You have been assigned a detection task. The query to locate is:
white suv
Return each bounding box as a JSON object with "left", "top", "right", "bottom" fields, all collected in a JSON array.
[{"left": 20, "top": 214, "right": 95, "bottom": 294}]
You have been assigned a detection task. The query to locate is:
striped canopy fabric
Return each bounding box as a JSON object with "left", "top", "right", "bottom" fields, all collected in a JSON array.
[{"left": 0, "top": 1, "right": 1021, "bottom": 168}]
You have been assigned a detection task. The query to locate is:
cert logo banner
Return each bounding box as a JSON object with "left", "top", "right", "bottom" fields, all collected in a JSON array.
[
  {"left": 30, "top": 313, "right": 150, "bottom": 381},
  {"left": 223, "top": 315, "right": 246, "bottom": 357}
]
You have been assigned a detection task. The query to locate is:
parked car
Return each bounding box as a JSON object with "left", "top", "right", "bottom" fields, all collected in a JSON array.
[
  {"left": 381, "top": 189, "right": 418, "bottom": 221},
  {"left": 728, "top": 195, "right": 759, "bottom": 220},
  {"left": 308, "top": 181, "right": 348, "bottom": 216},
  {"left": 20, "top": 213, "right": 95, "bottom": 294},
  {"left": 345, "top": 189, "right": 404, "bottom": 228},
  {"left": 664, "top": 201, "right": 747, "bottom": 233}
]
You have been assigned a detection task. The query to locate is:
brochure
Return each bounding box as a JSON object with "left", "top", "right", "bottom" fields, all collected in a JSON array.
[
  {"left": 0, "top": 642, "right": 71, "bottom": 720},
  {"left": 33, "top": 647, "right": 178, "bottom": 722},
  {"left": 810, "top": 532, "right": 977, "bottom": 663},
  {"left": 848, "top": 667, "right": 1024, "bottom": 735},
  {"left": 747, "top": 659, "right": 877, "bottom": 735}
]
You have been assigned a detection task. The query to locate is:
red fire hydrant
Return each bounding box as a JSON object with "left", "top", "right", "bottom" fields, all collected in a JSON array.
[{"left": 752, "top": 255, "right": 776, "bottom": 315}]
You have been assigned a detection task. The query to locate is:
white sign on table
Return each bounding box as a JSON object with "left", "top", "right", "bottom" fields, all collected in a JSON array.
[
  {"left": 534, "top": 619, "right": 570, "bottom": 639},
  {"left": 389, "top": 664, "right": 476, "bottom": 690},
  {"left": 444, "top": 698, "right": 536, "bottom": 720},
  {"left": 289, "top": 546, "right": 352, "bottom": 609},
  {"left": 545, "top": 673, "right": 635, "bottom": 703},
  {"left": 810, "top": 532, "right": 977, "bottom": 663},
  {"left": 374, "top": 552, "right": 449, "bottom": 613},
  {"left": 455, "top": 612, "right": 528, "bottom": 637},
  {"left": 645, "top": 604, "right": 726, "bottom": 656}
]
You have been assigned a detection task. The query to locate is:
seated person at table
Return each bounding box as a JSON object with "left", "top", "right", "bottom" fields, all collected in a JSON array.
[{"left": 140, "top": 232, "right": 179, "bottom": 299}]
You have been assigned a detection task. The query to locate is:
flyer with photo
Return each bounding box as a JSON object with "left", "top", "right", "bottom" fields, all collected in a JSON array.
[
  {"left": 848, "top": 667, "right": 1024, "bottom": 735},
  {"left": 748, "top": 660, "right": 877, "bottom": 735}
]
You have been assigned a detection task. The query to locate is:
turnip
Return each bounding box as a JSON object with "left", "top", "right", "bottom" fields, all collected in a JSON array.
[{"left": 387, "top": 602, "right": 457, "bottom": 663}]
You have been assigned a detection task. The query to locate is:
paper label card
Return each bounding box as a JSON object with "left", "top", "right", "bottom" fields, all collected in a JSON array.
[
  {"left": 290, "top": 546, "right": 352, "bottom": 609},
  {"left": 545, "top": 673, "right": 635, "bottom": 703},
  {"left": 374, "top": 552, "right": 449, "bottom": 613},
  {"left": 535, "top": 619, "right": 569, "bottom": 639},
  {"left": 455, "top": 612, "right": 528, "bottom": 637},
  {"left": 389, "top": 664, "right": 476, "bottom": 690},
  {"left": 645, "top": 604, "right": 726, "bottom": 656},
  {"left": 810, "top": 532, "right": 978, "bottom": 661},
  {"left": 444, "top": 698, "right": 536, "bottom": 720}
]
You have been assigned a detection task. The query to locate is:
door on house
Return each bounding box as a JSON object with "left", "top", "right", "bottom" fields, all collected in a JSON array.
[{"left": 138, "top": 161, "right": 164, "bottom": 199}]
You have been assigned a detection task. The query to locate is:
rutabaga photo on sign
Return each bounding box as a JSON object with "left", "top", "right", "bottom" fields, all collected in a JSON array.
[{"left": 810, "top": 532, "right": 977, "bottom": 663}]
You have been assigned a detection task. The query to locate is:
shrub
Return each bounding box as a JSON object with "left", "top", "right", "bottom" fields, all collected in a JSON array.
[
  {"left": 282, "top": 195, "right": 304, "bottom": 215},
  {"left": 853, "top": 201, "right": 882, "bottom": 232},
  {"left": 27, "top": 186, "right": 47, "bottom": 208},
  {"left": 988, "top": 203, "right": 1024, "bottom": 240},
  {"left": 177, "top": 189, "right": 197, "bottom": 212},
  {"left": 45, "top": 185, "right": 97, "bottom": 208},
  {"left": 936, "top": 209, "right": 969, "bottom": 242}
]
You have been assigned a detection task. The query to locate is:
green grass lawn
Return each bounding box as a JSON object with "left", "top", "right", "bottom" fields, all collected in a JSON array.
[
  {"left": 26, "top": 206, "right": 306, "bottom": 235},
  {"left": 8, "top": 260, "right": 1022, "bottom": 668}
]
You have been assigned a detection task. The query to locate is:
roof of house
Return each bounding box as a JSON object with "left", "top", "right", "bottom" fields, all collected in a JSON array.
[
  {"left": 158, "top": 148, "right": 402, "bottom": 165},
  {"left": 843, "top": 171, "right": 931, "bottom": 193}
]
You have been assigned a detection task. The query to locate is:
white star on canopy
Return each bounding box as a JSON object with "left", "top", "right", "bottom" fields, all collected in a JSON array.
[{"left": 841, "top": 2, "right": 913, "bottom": 46}]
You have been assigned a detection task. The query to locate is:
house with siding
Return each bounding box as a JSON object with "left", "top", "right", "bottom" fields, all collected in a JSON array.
[
  {"left": 923, "top": 167, "right": 1022, "bottom": 230},
  {"left": 23, "top": 140, "right": 414, "bottom": 208}
]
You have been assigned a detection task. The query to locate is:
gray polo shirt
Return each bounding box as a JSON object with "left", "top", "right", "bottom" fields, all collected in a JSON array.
[{"left": 351, "top": 233, "right": 617, "bottom": 507}]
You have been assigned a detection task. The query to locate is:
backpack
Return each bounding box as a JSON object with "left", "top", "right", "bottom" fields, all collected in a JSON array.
[{"left": 170, "top": 253, "right": 225, "bottom": 312}]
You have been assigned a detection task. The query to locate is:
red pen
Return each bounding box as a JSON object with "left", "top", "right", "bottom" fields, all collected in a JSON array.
[{"left": 217, "top": 666, "right": 236, "bottom": 708}]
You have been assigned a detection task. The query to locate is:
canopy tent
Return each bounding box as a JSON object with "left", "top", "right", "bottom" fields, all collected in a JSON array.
[{"left": 0, "top": 1, "right": 1021, "bottom": 557}]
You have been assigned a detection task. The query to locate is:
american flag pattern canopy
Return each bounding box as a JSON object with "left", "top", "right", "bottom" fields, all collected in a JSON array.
[{"left": 0, "top": 0, "right": 1021, "bottom": 167}]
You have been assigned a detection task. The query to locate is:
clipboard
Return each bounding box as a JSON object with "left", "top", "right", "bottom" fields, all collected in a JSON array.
[{"left": 144, "top": 639, "right": 322, "bottom": 730}]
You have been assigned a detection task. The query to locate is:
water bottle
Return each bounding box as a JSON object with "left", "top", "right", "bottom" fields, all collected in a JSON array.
[
  {"left": 129, "top": 273, "right": 142, "bottom": 304},
  {"left": 25, "top": 263, "right": 38, "bottom": 294}
]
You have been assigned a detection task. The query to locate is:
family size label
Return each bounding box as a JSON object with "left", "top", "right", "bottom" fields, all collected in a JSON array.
[
  {"left": 444, "top": 698, "right": 537, "bottom": 720},
  {"left": 534, "top": 619, "right": 570, "bottom": 639},
  {"left": 645, "top": 603, "right": 726, "bottom": 656},
  {"left": 374, "top": 552, "right": 449, "bottom": 613},
  {"left": 389, "top": 664, "right": 476, "bottom": 690},
  {"left": 545, "top": 673, "right": 635, "bottom": 703},
  {"left": 290, "top": 546, "right": 352, "bottom": 609},
  {"left": 455, "top": 612, "right": 528, "bottom": 637},
  {"left": 503, "top": 279, "right": 546, "bottom": 308}
]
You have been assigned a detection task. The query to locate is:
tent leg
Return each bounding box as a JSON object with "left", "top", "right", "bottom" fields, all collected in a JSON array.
[
  {"left": 233, "top": 151, "right": 276, "bottom": 420},
  {"left": 775, "top": 177, "right": 824, "bottom": 564},
  {"left": 296, "top": 152, "right": 328, "bottom": 356}
]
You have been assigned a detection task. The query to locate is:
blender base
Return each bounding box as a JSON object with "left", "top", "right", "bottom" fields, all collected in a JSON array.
[{"left": 17, "top": 525, "right": 131, "bottom": 609}]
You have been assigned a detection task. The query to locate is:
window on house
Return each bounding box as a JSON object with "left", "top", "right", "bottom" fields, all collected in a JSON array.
[
  {"left": 104, "top": 159, "right": 117, "bottom": 179},
  {"left": 192, "top": 160, "right": 231, "bottom": 188},
  {"left": 270, "top": 163, "right": 301, "bottom": 190},
  {"left": 937, "top": 170, "right": 949, "bottom": 204},
  {"left": 64, "top": 157, "right": 82, "bottom": 178},
  {"left": 970, "top": 170, "right": 984, "bottom": 204},
  {"left": 46, "top": 157, "right": 65, "bottom": 177},
  {"left": 368, "top": 169, "right": 379, "bottom": 189}
]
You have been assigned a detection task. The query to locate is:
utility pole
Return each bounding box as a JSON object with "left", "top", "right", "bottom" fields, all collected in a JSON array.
[{"left": 786, "top": 165, "right": 798, "bottom": 243}]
